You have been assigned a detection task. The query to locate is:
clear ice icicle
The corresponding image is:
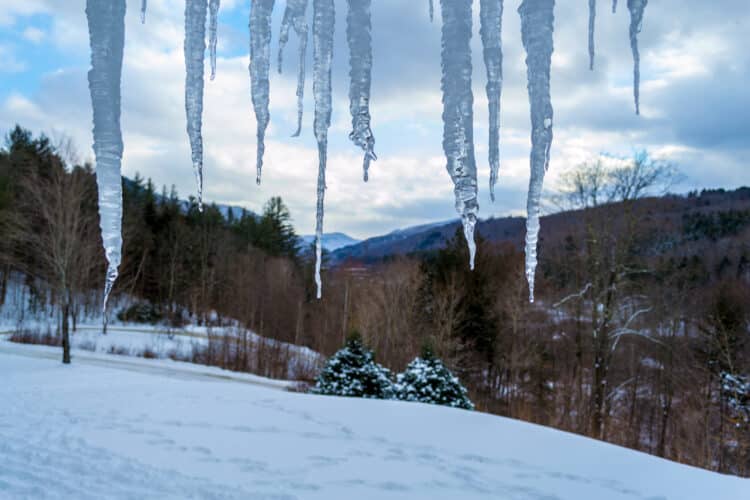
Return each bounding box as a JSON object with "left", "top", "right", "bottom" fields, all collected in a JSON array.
[
  {"left": 346, "top": 0, "right": 376, "bottom": 182},
  {"left": 429, "top": 0, "right": 434, "bottom": 22},
  {"left": 627, "top": 0, "right": 647, "bottom": 115},
  {"left": 519, "top": 0, "right": 555, "bottom": 303},
  {"left": 440, "top": 0, "right": 478, "bottom": 270},
  {"left": 185, "top": 0, "right": 208, "bottom": 210},
  {"left": 278, "top": 0, "right": 309, "bottom": 137},
  {"left": 249, "top": 0, "right": 275, "bottom": 184},
  {"left": 85, "top": 0, "right": 126, "bottom": 311},
  {"left": 313, "top": 0, "right": 334, "bottom": 299},
  {"left": 209, "top": 0, "right": 220, "bottom": 80},
  {"left": 141, "top": 0, "right": 147, "bottom": 23},
  {"left": 612, "top": 0, "right": 618, "bottom": 13},
  {"left": 588, "top": 0, "right": 595, "bottom": 70},
  {"left": 479, "top": 0, "right": 503, "bottom": 202}
]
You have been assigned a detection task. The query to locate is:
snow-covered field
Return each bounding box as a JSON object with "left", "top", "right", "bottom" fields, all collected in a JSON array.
[
  {"left": 0, "top": 278, "right": 322, "bottom": 380},
  {"left": 1, "top": 342, "right": 746, "bottom": 500}
]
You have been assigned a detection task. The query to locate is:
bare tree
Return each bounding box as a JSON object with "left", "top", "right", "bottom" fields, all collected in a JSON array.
[
  {"left": 550, "top": 151, "right": 679, "bottom": 438},
  {"left": 6, "top": 142, "right": 99, "bottom": 363}
]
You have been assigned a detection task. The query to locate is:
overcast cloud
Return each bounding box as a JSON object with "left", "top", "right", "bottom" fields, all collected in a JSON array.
[{"left": 0, "top": 0, "right": 748, "bottom": 238}]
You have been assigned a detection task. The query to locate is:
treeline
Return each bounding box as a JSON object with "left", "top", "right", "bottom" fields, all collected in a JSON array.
[
  {"left": 0, "top": 126, "right": 320, "bottom": 346},
  {"left": 317, "top": 156, "right": 750, "bottom": 476},
  {"left": 1, "top": 126, "right": 748, "bottom": 476}
]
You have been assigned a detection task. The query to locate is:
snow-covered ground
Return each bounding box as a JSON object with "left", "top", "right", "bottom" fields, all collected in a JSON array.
[
  {"left": 0, "top": 277, "right": 322, "bottom": 380},
  {"left": 1, "top": 343, "right": 746, "bottom": 500}
]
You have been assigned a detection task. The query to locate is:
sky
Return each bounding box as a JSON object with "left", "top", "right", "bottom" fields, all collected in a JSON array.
[{"left": 0, "top": 0, "right": 748, "bottom": 239}]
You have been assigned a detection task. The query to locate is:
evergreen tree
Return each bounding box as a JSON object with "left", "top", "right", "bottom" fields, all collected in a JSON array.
[
  {"left": 257, "top": 196, "right": 298, "bottom": 259},
  {"left": 394, "top": 349, "right": 474, "bottom": 410},
  {"left": 313, "top": 334, "right": 393, "bottom": 399}
]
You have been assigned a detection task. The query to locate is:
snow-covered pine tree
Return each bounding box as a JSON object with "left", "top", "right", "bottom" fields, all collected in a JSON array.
[
  {"left": 394, "top": 349, "right": 474, "bottom": 410},
  {"left": 722, "top": 372, "right": 750, "bottom": 425},
  {"left": 312, "top": 334, "right": 393, "bottom": 399}
]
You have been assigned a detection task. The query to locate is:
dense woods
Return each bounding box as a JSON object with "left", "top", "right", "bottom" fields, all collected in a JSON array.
[{"left": 1, "top": 125, "right": 748, "bottom": 476}]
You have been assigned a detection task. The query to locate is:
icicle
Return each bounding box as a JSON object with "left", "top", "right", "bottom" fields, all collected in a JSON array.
[
  {"left": 612, "top": 0, "right": 617, "bottom": 13},
  {"left": 185, "top": 0, "right": 208, "bottom": 211},
  {"left": 85, "top": 0, "right": 126, "bottom": 311},
  {"left": 141, "top": 0, "right": 147, "bottom": 24},
  {"left": 519, "top": 0, "right": 555, "bottom": 303},
  {"left": 440, "top": 0, "right": 478, "bottom": 271},
  {"left": 429, "top": 0, "right": 434, "bottom": 22},
  {"left": 479, "top": 0, "right": 503, "bottom": 202},
  {"left": 278, "top": 0, "right": 308, "bottom": 137},
  {"left": 588, "top": 0, "right": 595, "bottom": 70},
  {"left": 249, "top": 0, "right": 275, "bottom": 184},
  {"left": 313, "top": 0, "right": 334, "bottom": 299},
  {"left": 627, "top": 0, "right": 647, "bottom": 115},
  {"left": 209, "top": 0, "right": 220, "bottom": 81},
  {"left": 347, "top": 0, "right": 376, "bottom": 182}
]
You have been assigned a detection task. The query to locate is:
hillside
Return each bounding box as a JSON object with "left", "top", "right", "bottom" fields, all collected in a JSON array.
[
  {"left": 329, "top": 188, "right": 750, "bottom": 264},
  {"left": 1, "top": 345, "right": 747, "bottom": 499}
]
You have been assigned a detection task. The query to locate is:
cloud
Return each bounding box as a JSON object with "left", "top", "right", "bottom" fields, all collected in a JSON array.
[
  {"left": 0, "top": 0, "right": 747, "bottom": 238},
  {"left": 21, "top": 27, "right": 46, "bottom": 43}
]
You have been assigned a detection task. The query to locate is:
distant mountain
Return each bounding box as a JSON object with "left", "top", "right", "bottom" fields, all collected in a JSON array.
[
  {"left": 300, "top": 232, "right": 361, "bottom": 252},
  {"left": 328, "top": 216, "right": 527, "bottom": 264},
  {"left": 329, "top": 187, "right": 750, "bottom": 265}
]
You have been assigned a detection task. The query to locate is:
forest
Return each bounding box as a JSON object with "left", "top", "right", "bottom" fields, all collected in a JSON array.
[{"left": 1, "top": 125, "right": 748, "bottom": 476}]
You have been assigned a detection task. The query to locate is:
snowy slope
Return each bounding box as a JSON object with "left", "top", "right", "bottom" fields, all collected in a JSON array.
[{"left": 1, "top": 347, "right": 746, "bottom": 500}]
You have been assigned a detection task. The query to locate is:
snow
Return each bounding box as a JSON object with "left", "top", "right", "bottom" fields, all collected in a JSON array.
[
  {"left": 1, "top": 349, "right": 746, "bottom": 499},
  {"left": 85, "top": 0, "right": 126, "bottom": 311}
]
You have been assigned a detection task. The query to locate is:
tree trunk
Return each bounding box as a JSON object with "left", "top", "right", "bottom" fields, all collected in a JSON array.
[
  {"left": 0, "top": 264, "right": 9, "bottom": 307},
  {"left": 591, "top": 347, "right": 607, "bottom": 439},
  {"left": 62, "top": 302, "right": 71, "bottom": 364}
]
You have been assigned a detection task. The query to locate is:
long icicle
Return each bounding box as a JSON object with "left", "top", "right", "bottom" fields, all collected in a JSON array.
[
  {"left": 85, "top": 0, "right": 126, "bottom": 311},
  {"left": 429, "top": 0, "right": 434, "bottom": 22},
  {"left": 627, "top": 0, "right": 648, "bottom": 115},
  {"left": 185, "top": 0, "right": 208, "bottom": 210},
  {"left": 249, "top": 0, "right": 275, "bottom": 185},
  {"left": 588, "top": 0, "right": 596, "bottom": 70},
  {"left": 209, "top": 0, "right": 220, "bottom": 81},
  {"left": 347, "top": 0, "right": 376, "bottom": 182},
  {"left": 519, "top": 0, "right": 555, "bottom": 303},
  {"left": 479, "top": 0, "right": 503, "bottom": 202},
  {"left": 440, "top": 0, "right": 478, "bottom": 270},
  {"left": 313, "top": 0, "right": 334, "bottom": 299},
  {"left": 278, "top": 0, "right": 309, "bottom": 137},
  {"left": 141, "top": 0, "right": 147, "bottom": 23}
]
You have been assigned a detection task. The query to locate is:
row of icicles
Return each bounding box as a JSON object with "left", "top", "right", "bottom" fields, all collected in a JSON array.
[{"left": 85, "top": 0, "right": 648, "bottom": 313}]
